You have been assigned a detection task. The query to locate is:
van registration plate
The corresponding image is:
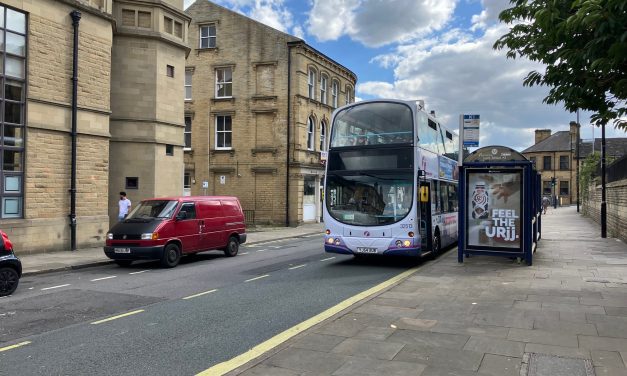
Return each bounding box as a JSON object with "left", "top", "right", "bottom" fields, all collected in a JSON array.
[
  {"left": 114, "top": 248, "right": 131, "bottom": 254},
  {"left": 356, "top": 247, "right": 377, "bottom": 254}
]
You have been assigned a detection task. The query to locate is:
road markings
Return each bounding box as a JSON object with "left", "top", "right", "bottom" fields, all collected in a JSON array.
[
  {"left": 244, "top": 275, "right": 269, "bottom": 283},
  {"left": 257, "top": 249, "right": 267, "bottom": 252},
  {"left": 91, "top": 309, "right": 145, "bottom": 325},
  {"left": 183, "top": 289, "right": 217, "bottom": 300},
  {"left": 241, "top": 252, "right": 249, "bottom": 255},
  {"left": 288, "top": 264, "right": 306, "bottom": 270},
  {"left": 129, "top": 270, "right": 150, "bottom": 275},
  {"left": 0, "top": 341, "right": 31, "bottom": 353},
  {"left": 320, "top": 257, "right": 336, "bottom": 261},
  {"left": 197, "top": 265, "right": 421, "bottom": 376},
  {"left": 41, "top": 284, "right": 71, "bottom": 291},
  {"left": 91, "top": 276, "right": 117, "bottom": 282},
  {"left": 303, "top": 234, "right": 321, "bottom": 238}
]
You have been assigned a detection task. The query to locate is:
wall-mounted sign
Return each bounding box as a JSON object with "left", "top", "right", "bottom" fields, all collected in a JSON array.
[
  {"left": 219, "top": 176, "right": 226, "bottom": 185},
  {"left": 466, "top": 168, "right": 522, "bottom": 250},
  {"left": 202, "top": 181, "right": 209, "bottom": 188}
]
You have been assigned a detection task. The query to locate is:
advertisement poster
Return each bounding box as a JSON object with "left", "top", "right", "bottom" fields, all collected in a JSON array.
[
  {"left": 466, "top": 169, "right": 522, "bottom": 250},
  {"left": 438, "top": 156, "right": 458, "bottom": 180}
]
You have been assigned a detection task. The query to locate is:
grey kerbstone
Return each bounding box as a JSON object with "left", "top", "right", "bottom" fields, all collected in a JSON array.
[
  {"left": 332, "top": 358, "right": 426, "bottom": 376},
  {"left": 331, "top": 338, "right": 404, "bottom": 360},
  {"left": 478, "top": 354, "right": 522, "bottom": 376},
  {"left": 592, "top": 351, "right": 627, "bottom": 368},
  {"left": 463, "top": 336, "right": 526, "bottom": 357},
  {"left": 394, "top": 343, "right": 484, "bottom": 371}
]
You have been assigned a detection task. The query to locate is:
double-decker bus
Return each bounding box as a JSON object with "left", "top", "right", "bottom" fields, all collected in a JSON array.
[{"left": 323, "top": 99, "right": 459, "bottom": 258}]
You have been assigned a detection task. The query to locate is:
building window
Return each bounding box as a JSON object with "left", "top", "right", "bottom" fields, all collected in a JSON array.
[
  {"left": 138, "top": 11, "right": 151, "bottom": 28},
  {"left": 0, "top": 7, "right": 26, "bottom": 218},
  {"left": 320, "top": 74, "right": 327, "bottom": 104},
  {"left": 331, "top": 81, "right": 338, "bottom": 108},
  {"left": 183, "top": 172, "right": 192, "bottom": 196},
  {"left": 166, "top": 65, "right": 174, "bottom": 77},
  {"left": 174, "top": 21, "right": 182, "bottom": 38},
  {"left": 122, "top": 9, "right": 135, "bottom": 26},
  {"left": 166, "top": 144, "right": 174, "bottom": 156},
  {"left": 307, "top": 117, "right": 315, "bottom": 151},
  {"left": 126, "top": 177, "right": 139, "bottom": 190},
  {"left": 345, "top": 86, "right": 353, "bottom": 104},
  {"left": 560, "top": 181, "right": 569, "bottom": 196},
  {"left": 199, "top": 24, "right": 216, "bottom": 48},
  {"left": 543, "top": 156, "right": 551, "bottom": 171},
  {"left": 184, "top": 116, "right": 192, "bottom": 150},
  {"left": 216, "top": 115, "right": 232, "bottom": 149},
  {"left": 559, "top": 155, "right": 569, "bottom": 170},
  {"left": 216, "top": 67, "right": 232, "bottom": 98},
  {"left": 308, "top": 68, "right": 316, "bottom": 100},
  {"left": 542, "top": 181, "right": 551, "bottom": 195},
  {"left": 164, "top": 16, "right": 173, "bottom": 34},
  {"left": 184, "top": 71, "right": 192, "bottom": 100},
  {"left": 320, "top": 121, "right": 327, "bottom": 151}
]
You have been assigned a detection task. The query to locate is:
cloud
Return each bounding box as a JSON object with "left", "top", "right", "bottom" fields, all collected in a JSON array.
[
  {"left": 306, "top": 0, "right": 456, "bottom": 47},
  {"left": 205, "top": 0, "right": 295, "bottom": 33}
]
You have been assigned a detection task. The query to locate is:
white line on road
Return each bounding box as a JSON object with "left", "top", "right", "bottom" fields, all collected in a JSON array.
[
  {"left": 41, "top": 284, "right": 71, "bottom": 291},
  {"left": 182, "top": 289, "right": 217, "bottom": 300},
  {"left": 91, "top": 276, "right": 117, "bottom": 282},
  {"left": 320, "top": 257, "right": 336, "bottom": 262},
  {"left": 303, "top": 234, "right": 321, "bottom": 238},
  {"left": 129, "top": 270, "right": 150, "bottom": 275},
  {"left": 241, "top": 252, "right": 249, "bottom": 255},
  {"left": 257, "top": 249, "right": 267, "bottom": 252},
  {"left": 245, "top": 275, "right": 269, "bottom": 283},
  {"left": 91, "top": 310, "right": 144, "bottom": 325},
  {"left": 288, "top": 264, "right": 306, "bottom": 270}
]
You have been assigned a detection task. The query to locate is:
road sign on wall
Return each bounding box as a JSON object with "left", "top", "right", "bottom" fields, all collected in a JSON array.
[{"left": 462, "top": 114, "right": 480, "bottom": 147}]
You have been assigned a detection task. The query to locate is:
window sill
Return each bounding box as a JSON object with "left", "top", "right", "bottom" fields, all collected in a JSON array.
[
  {"left": 211, "top": 97, "right": 235, "bottom": 104},
  {"left": 210, "top": 149, "right": 235, "bottom": 157},
  {"left": 196, "top": 47, "right": 218, "bottom": 53}
]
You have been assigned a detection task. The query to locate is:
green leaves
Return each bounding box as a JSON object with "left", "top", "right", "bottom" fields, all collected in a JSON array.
[{"left": 494, "top": 0, "right": 627, "bottom": 131}]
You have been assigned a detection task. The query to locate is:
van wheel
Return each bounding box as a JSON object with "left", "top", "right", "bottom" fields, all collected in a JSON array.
[
  {"left": 161, "top": 243, "right": 181, "bottom": 268},
  {"left": 224, "top": 236, "right": 239, "bottom": 257},
  {"left": 114, "top": 260, "right": 133, "bottom": 267},
  {"left": 0, "top": 267, "right": 19, "bottom": 297}
]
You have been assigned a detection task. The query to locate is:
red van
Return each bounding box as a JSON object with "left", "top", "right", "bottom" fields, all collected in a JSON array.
[{"left": 104, "top": 196, "right": 246, "bottom": 268}]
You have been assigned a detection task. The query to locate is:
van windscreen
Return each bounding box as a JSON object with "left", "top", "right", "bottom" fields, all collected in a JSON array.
[{"left": 126, "top": 200, "right": 179, "bottom": 220}]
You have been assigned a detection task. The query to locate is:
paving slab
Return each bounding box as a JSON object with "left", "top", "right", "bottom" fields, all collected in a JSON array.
[
  {"left": 592, "top": 351, "right": 627, "bottom": 369},
  {"left": 387, "top": 329, "right": 470, "bottom": 350},
  {"left": 331, "top": 338, "right": 404, "bottom": 360},
  {"left": 578, "top": 336, "right": 627, "bottom": 352},
  {"left": 332, "top": 358, "right": 427, "bottom": 376},
  {"left": 507, "top": 328, "right": 579, "bottom": 347},
  {"left": 463, "top": 337, "right": 526, "bottom": 357},
  {"left": 393, "top": 344, "right": 484, "bottom": 371},
  {"left": 524, "top": 343, "right": 591, "bottom": 359},
  {"left": 532, "top": 318, "right": 598, "bottom": 336},
  {"left": 264, "top": 348, "right": 348, "bottom": 374},
  {"left": 291, "top": 334, "right": 346, "bottom": 353},
  {"left": 478, "top": 354, "right": 521, "bottom": 376}
]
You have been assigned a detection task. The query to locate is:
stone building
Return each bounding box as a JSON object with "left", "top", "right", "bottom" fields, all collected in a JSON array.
[
  {"left": 184, "top": 1, "right": 357, "bottom": 226},
  {"left": 0, "top": 0, "right": 189, "bottom": 254}
]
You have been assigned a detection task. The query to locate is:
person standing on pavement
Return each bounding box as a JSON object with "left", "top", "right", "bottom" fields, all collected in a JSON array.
[
  {"left": 542, "top": 196, "right": 550, "bottom": 214},
  {"left": 118, "top": 191, "right": 132, "bottom": 221}
]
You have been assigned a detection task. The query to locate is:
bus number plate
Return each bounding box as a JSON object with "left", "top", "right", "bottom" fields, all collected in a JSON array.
[{"left": 356, "top": 247, "right": 377, "bottom": 254}]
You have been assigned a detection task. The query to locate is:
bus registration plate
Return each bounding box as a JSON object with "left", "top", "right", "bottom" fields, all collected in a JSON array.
[{"left": 356, "top": 247, "right": 377, "bottom": 254}]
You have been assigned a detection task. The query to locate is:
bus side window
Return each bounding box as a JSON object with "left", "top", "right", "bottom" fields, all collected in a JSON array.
[
  {"left": 431, "top": 181, "right": 440, "bottom": 214},
  {"left": 448, "top": 183, "right": 458, "bottom": 212},
  {"left": 440, "top": 182, "right": 449, "bottom": 213}
]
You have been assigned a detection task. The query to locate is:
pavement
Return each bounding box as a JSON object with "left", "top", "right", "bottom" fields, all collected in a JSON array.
[
  {"left": 226, "top": 206, "right": 627, "bottom": 376},
  {"left": 17, "top": 222, "right": 325, "bottom": 276}
]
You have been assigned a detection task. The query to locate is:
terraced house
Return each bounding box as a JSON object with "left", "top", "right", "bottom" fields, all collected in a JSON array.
[
  {"left": 0, "top": 0, "right": 189, "bottom": 253},
  {"left": 184, "top": 1, "right": 357, "bottom": 226}
]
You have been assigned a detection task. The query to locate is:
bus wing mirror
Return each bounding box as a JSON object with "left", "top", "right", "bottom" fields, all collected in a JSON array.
[{"left": 420, "top": 187, "right": 429, "bottom": 203}]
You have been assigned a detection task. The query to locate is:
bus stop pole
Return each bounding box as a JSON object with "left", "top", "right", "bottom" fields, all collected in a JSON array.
[{"left": 458, "top": 115, "right": 464, "bottom": 167}]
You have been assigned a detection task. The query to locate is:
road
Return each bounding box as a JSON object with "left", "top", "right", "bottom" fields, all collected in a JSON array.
[{"left": 0, "top": 235, "right": 420, "bottom": 375}]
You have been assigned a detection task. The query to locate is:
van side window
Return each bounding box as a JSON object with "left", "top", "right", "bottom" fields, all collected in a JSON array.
[
  {"left": 221, "top": 200, "right": 241, "bottom": 216},
  {"left": 179, "top": 203, "right": 196, "bottom": 219}
]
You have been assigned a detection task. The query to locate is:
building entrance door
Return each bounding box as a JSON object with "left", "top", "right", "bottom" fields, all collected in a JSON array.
[{"left": 303, "top": 176, "right": 316, "bottom": 221}]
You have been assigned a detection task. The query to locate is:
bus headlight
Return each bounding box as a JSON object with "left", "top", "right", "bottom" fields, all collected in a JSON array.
[
  {"left": 327, "top": 237, "right": 335, "bottom": 244},
  {"left": 403, "top": 240, "right": 412, "bottom": 247},
  {"left": 395, "top": 240, "right": 402, "bottom": 247}
]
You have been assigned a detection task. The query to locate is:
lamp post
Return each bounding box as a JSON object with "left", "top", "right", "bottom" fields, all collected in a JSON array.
[{"left": 601, "top": 123, "right": 607, "bottom": 238}]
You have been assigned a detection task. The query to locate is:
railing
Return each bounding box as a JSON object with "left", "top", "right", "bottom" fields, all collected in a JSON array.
[
  {"left": 607, "top": 155, "right": 627, "bottom": 183},
  {"left": 243, "top": 210, "right": 255, "bottom": 225}
]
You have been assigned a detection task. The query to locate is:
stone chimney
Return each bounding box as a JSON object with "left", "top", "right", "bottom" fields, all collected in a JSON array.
[
  {"left": 569, "top": 121, "right": 579, "bottom": 135},
  {"left": 535, "top": 129, "right": 551, "bottom": 144}
]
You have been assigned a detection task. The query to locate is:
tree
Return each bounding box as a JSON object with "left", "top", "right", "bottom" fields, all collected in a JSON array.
[{"left": 493, "top": 0, "right": 627, "bottom": 130}]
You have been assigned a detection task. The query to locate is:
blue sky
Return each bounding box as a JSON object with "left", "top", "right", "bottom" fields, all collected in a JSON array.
[{"left": 184, "top": 0, "right": 627, "bottom": 150}]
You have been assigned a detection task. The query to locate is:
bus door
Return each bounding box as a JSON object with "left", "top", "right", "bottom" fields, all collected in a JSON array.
[{"left": 418, "top": 179, "right": 433, "bottom": 254}]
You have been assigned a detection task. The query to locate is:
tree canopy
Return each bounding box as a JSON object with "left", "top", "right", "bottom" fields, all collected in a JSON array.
[{"left": 493, "top": 0, "right": 627, "bottom": 130}]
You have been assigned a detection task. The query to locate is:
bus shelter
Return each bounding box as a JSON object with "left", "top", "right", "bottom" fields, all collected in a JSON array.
[{"left": 458, "top": 146, "right": 541, "bottom": 265}]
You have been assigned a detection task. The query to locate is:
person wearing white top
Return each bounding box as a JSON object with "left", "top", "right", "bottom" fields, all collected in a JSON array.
[{"left": 118, "top": 191, "right": 132, "bottom": 221}]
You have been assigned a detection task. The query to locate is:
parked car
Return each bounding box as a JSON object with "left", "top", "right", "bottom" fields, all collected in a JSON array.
[
  {"left": 0, "top": 230, "right": 22, "bottom": 297},
  {"left": 104, "top": 196, "right": 247, "bottom": 268}
]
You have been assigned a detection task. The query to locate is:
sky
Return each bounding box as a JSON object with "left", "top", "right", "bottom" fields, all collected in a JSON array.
[{"left": 183, "top": 0, "right": 627, "bottom": 151}]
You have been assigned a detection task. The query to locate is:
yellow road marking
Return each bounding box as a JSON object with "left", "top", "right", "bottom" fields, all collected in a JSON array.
[
  {"left": 197, "top": 265, "right": 420, "bottom": 376},
  {"left": 183, "top": 289, "right": 217, "bottom": 300},
  {"left": 91, "top": 310, "right": 144, "bottom": 325},
  {"left": 244, "top": 275, "right": 269, "bottom": 283},
  {"left": 0, "top": 341, "right": 31, "bottom": 353}
]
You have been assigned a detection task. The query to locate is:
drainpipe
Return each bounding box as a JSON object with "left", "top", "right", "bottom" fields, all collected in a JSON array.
[
  {"left": 69, "top": 10, "right": 81, "bottom": 252},
  {"left": 285, "top": 43, "right": 293, "bottom": 227}
]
